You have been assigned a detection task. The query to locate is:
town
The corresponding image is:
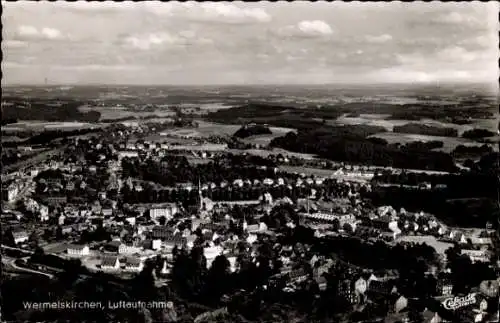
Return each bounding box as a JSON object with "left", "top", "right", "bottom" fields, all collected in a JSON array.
[
  {"left": 2, "top": 1, "right": 499, "bottom": 323},
  {"left": 2, "top": 116, "right": 499, "bottom": 323}
]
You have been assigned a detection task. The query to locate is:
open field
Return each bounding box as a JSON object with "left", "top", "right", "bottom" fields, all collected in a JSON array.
[
  {"left": 331, "top": 113, "right": 499, "bottom": 135},
  {"left": 2, "top": 121, "right": 102, "bottom": 132},
  {"left": 42, "top": 242, "right": 69, "bottom": 254},
  {"left": 396, "top": 235, "right": 453, "bottom": 256},
  {"left": 369, "top": 132, "right": 492, "bottom": 153},
  {"left": 241, "top": 126, "right": 296, "bottom": 146},
  {"left": 78, "top": 105, "right": 176, "bottom": 121},
  {"left": 228, "top": 148, "right": 318, "bottom": 160}
]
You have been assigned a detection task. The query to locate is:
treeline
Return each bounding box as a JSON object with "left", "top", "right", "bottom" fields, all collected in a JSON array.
[
  {"left": 313, "top": 236, "right": 438, "bottom": 271},
  {"left": 1, "top": 118, "right": 18, "bottom": 126},
  {"left": 233, "top": 124, "right": 272, "bottom": 139},
  {"left": 365, "top": 187, "right": 499, "bottom": 228},
  {"left": 120, "top": 177, "right": 352, "bottom": 205},
  {"left": 462, "top": 128, "right": 496, "bottom": 140},
  {"left": 372, "top": 171, "right": 498, "bottom": 198},
  {"left": 206, "top": 101, "right": 496, "bottom": 130},
  {"left": 270, "top": 129, "right": 458, "bottom": 172},
  {"left": 121, "top": 155, "right": 277, "bottom": 187},
  {"left": 451, "top": 144, "right": 493, "bottom": 160},
  {"left": 393, "top": 123, "right": 458, "bottom": 137},
  {"left": 2, "top": 98, "right": 101, "bottom": 122},
  {"left": 387, "top": 104, "right": 495, "bottom": 122},
  {"left": 205, "top": 103, "right": 340, "bottom": 131}
]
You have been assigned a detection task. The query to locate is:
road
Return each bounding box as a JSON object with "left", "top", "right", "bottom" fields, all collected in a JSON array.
[
  {"left": 2, "top": 147, "right": 63, "bottom": 175},
  {"left": 1, "top": 244, "right": 35, "bottom": 254},
  {"left": 2, "top": 255, "right": 54, "bottom": 279}
]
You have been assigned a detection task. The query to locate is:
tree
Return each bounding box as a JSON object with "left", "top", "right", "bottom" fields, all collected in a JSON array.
[{"left": 158, "top": 216, "right": 167, "bottom": 226}]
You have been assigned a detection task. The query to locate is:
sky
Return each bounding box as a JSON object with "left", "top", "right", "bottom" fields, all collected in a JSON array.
[{"left": 2, "top": 1, "right": 499, "bottom": 88}]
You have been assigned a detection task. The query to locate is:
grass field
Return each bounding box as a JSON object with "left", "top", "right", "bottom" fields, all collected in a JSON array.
[
  {"left": 396, "top": 235, "right": 453, "bottom": 256},
  {"left": 369, "top": 132, "right": 489, "bottom": 153},
  {"left": 2, "top": 121, "right": 101, "bottom": 132},
  {"left": 330, "top": 113, "right": 498, "bottom": 135},
  {"left": 78, "top": 105, "right": 176, "bottom": 121}
]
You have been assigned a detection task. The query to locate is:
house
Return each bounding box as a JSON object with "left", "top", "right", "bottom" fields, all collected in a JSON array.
[
  {"left": 12, "top": 230, "right": 29, "bottom": 244},
  {"left": 4, "top": 183, "right": 19, "bottom": 202},
  {"left": 149, "top": 205, "right": 179, "bottom": 222},
  {"left": 436, "top": 276, "right": 453, "bottom": 296},
  {"left": 118, "top": 243, "right": 142, "bottom": 255},
  {"left": 124, "top": 257, "right": 144, "bottom": 272},
  {"left": 152, "top": 226, "right": 174, "bottom": 240},
  {"left": 289, "top": 268, "right": 308, "bottom": 282},
  {"left": 104, "top": 240, "right": 122, "bottom": 253},
  {"left": 368, "top": 280, "right": 397, "bottom": 295},
  {"left": 355, "top": 277, "right": 368, "bottom": 295},
  {"left": 164, "top": 233, "right": 186, "bottom": 252},
  {"left": 101, "top": 256, "right": 120, "bottom": 271},
  {"left": 394, "top": 295, "right": 408, "bottom": 313},
  {"left": 67, "top": 244, "right": 90, "bottom": 256},
  {"left": 337, "top": 279, "right": 359, "bottom": 305},
  {"left": 118, "top": 150, "right": 139, "bottom": 159},
  {"left": 39, "top": 205, "right": 49, "bottom": 222},
  {"left": 61, "top": 226, "right": 73, "bottom": 235},
  {"left": 461, "top": 249, "right": 490, "bottom": 263},
  {"left": 45, "top": 196, "right": 68, "bottom": 206}
]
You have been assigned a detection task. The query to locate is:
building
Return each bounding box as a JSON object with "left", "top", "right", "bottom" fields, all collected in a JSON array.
[
  {"left": 101, "top": 256, "right": 120, "bottom": 271},
  {"left": 437, "top": 277, "right": 453, "bottom": 296},
  {"left": 337, "top": 279, "right": 359, "bottom": 305},
  {"left": 124, "top": 257, "right": 144, "bottom": 272},
  {"left": 45, "top": 196, "right": 68, "bottom": 206},
  {"left": 39, "top": 205, "right": 49, "bottom": 222},
  {"left": 12, "top": 230, "right": 29, "bottom": 244},
  {"left": 118, "top": 243, "right": 142, "bottom": 255},
  {"left": 3, "top": 183, "right": 19, "bottom": 202},
  {"left": 149, "top": 204, "right": 179, "bottom": 222},
  {"left": 67, "top": 244, "right": 90, "bottom": 256},
  {"left": 118, "top": 150, "right": 139, "bottom": 160},
  {"left": 164, "top": 233, "right": 186, "bottom": 252},
  {"left": 461, "top": 249, "right": 490, "bottom": 263}
]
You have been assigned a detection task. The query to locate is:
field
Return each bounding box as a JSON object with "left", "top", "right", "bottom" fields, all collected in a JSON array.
[
  {"left": 159, "top": 120, "right": 240, "bottom": 138},
  {"left": 241, "top": 126, "right": 296, "bottom": 146},
  {"left": 42, "top": 242, "right": 69, "bottom": 254},
  {"left": 78, "top": 105, "right": 176, "bottom": 121},
  {"left": 2, "top": 121, "right": 102, "bottom": 133},
  {"left": 369, "top": 132, "right": 488, "bottom": 153},
  {"left": 396, "top": 235, "right": 453, "bottom": 256},
  {"left": 228, "top": 148, "right": 318, "bottom": 160},
  {"left": 330, "top": 113, "right": 499, "bottom": 135}
]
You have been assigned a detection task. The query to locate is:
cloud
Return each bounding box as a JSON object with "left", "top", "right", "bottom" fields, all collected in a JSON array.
[
  {"left": 199, "top": 3, "right": 271, "bottom": 23},
  {"left": 123, "top": 33, "right": 182, "bottom": 50},
  {"left": 276, "top": 20, "right": 333, "bottom": 39},
  {"left": 439, "top": 12, "right": 479, "bottom": 25},
  {"left": 122, "top": 31, "right": 213, "bottom": 51},
  {"left": 372, "top": 68, "right": 478, "bottom": 84},
  {"left": 147, "top": 2, "right": 271, "bottom": 24},
  {"left": 16, "top": 25, "right": 65, "bottom": 40},
  {"left": 366, "top": 34, "right": 393, "bottom": 43},
  {"left": 297, "top": 20, "right": 333, "bottom": 36},
  {"left": 2, "top": 62, "right": 143, "bottom": 71},
  {"left": 459, "top": 34, "right": 496, "bottom": 48},
  {"left": 436, "top": 46, "right": 478, "bottom": 62},
  {"left": 397, "top": 46, "right": 486, "bottom": 68},
  {"left": 54, "top": 64, "right": 144, "bottom": 71},
  {"left": 2, "top": 40, "right": 28, "bottom": 48}
]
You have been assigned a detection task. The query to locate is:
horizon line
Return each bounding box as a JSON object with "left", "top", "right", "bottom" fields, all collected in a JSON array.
[{"left": 2, "top": 81, "right": 498, "bottom": 88}]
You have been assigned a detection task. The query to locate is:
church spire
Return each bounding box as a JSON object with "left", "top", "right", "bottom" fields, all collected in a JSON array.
[{"left": 198, "top": 176, "right": 203, "bottom": 212}]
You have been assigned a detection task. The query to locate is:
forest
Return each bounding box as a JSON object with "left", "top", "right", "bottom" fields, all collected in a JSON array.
[{"left": 269, "top": 129, "right": 458, "bottom": 172}]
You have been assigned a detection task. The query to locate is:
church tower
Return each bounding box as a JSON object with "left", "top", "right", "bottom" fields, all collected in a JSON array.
[{"left": 198, "top": 177, "right": 203, "bottom": 212}]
